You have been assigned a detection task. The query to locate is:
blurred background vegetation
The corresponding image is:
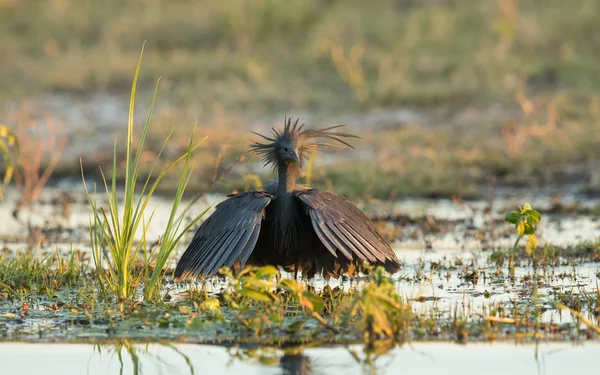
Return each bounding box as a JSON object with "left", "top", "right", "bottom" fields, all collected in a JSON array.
[{"left": 1, "top": 0, "right": 600, "bottom": 199}]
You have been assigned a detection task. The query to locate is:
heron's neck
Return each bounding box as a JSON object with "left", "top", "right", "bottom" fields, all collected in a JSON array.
[{"left": 277, "top": 161, "right": 300, "bottom": 195}]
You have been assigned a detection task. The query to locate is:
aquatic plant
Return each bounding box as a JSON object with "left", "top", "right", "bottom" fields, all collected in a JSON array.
[
  {"left": 500, "top": 202, "right": 541, "bottom": 276},
  {"left": 504, "top": 202, "right": 541, "bottom": 255},
  {"left": 82, "top": 45, "right": 207, "bottom": 302},
  {"left": 211, "top": 265, "right": 411, "bottom": 345},
  {"left": 342, "top": 267, "right": 411, "bottom": 343}
]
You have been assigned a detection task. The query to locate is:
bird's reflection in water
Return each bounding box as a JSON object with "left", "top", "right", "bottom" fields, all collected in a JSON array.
[
  {"left": 227, "top": 345, "right": 321, "bottom": 375},
  {"left": 278, "top": 350, "right": 313, "bottom": 375}
]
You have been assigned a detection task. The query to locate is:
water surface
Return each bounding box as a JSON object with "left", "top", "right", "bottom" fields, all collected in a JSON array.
[{"left": 1, "top": 342, "right": 597, "bottom": 375}]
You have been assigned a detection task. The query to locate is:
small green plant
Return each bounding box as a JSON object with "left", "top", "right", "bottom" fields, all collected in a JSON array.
[
  {"left": 0, "top": 124, "right": 19, "bottom": 200},
  {"left": 82, "top": 45, "right": 207, "bottom": 303},
  {"left": 501, "top": 202, "right": 541, "bottom": 276},
  {"left": 505, "top": 202, "right": 542, "bottom": 255}
]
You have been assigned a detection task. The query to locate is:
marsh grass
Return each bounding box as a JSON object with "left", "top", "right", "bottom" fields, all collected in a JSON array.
[
  {"left": 82, "top": 46, "right": 207, "bottom": 303},
  {"left": 0, "top": 248, "right": 597, "bottom": 344},
  {"left": 0, "top": 248, "right": 86, "bottom": 298}
]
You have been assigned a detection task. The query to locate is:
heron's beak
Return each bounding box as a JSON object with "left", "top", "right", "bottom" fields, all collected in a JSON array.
[{"left": 291, "top": 152, "right": 303, "bottom": 168}]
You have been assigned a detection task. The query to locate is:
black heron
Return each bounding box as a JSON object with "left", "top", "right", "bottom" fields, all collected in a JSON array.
[{"left": 174, "top": 118, "right": 401, "bottom": 279}]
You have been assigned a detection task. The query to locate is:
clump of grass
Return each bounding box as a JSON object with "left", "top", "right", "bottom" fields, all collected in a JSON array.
[
  {"left": 82, "top": 45, "right": 207, "bottom": 303},
  {"left": 0, "top": 124, "right": 18, "bottom": 200},
  {"left": 0, "top": 248, "right": 87, "bottom": 299}
]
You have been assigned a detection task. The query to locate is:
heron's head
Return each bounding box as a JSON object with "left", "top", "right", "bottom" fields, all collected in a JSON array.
[{"left": 249, "top": 117, "right": 359, "bottom": 169}]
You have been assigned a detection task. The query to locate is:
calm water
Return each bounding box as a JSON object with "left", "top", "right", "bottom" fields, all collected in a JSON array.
[{"left": 1, "top": 342, "right": 598, "bottom": 375}]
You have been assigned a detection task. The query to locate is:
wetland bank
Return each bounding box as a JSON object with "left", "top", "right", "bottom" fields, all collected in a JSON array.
[{"left": 2, "top": 1, "right": 600, "bottom": 374}]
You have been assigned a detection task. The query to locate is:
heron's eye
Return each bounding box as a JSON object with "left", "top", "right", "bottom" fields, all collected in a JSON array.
[{"left": 283, "top": 147, "right": 289, "bottom": 152}]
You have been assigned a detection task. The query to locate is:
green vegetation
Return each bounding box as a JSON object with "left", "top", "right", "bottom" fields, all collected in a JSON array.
[
  {"left": 82, "top": 47, "right": 207, "bottom": 302},
  {"left": 503, "top": 203, "right": 541, "bottom": 272},
  {"left": 1, "top": 244, "right": 598, "bottom": 344},
  {"left": 0, "top": 248, "right": 87, "bottom": 298},
  {"left": 0, "top": 200, "right": 597, "bottom": 345}
]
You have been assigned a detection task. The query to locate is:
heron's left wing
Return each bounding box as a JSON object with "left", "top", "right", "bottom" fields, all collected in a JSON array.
[{"left": 296, "top": 189, "right": 400, "bottom": 270}]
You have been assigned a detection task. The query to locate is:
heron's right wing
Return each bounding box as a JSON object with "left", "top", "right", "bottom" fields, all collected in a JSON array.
[{"left": 174, "top": 191, "right": 273, "bottom": 279}]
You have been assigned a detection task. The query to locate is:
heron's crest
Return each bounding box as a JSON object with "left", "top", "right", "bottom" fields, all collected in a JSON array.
[{"left": 249, "top": 116, "right": 359, "bottom": 168}]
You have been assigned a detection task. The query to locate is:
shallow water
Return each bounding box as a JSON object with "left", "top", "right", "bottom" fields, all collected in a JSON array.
[
  {"left": 1, "top": 182, "right": 599, "bottom": 357},
  {"left": 1, "top": 341, "right": 598, "bottom": 375},
  {"left": 1, "top": 182, "right": 599, "bottom": 248}
]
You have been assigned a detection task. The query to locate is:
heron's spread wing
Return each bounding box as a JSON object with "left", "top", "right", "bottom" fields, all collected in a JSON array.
[
  {"left": 297, "top": 189, "right": 399, "bottom": 266},
  {"left": 174, "top": 191, "right": 273, "bottom": 279}
]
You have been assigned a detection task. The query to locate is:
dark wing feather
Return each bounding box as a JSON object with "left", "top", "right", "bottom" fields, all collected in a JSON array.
[
  {"left": 174, "top": 191, "right": 273, "bottom": 279},
  {"left": 297, "top": 189, "right": 401, "bottom": 272}
]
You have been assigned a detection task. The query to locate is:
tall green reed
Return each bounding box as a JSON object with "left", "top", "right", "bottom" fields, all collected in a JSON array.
[{"left": 82, "top": 44, "right": 208, "bottom": 302}]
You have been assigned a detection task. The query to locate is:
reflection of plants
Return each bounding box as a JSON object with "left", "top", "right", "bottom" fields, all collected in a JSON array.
[
  {"left": 11, "top": 117, "right": 67, "bottom": 218},
  {"left": 83, "top": 45, "right": 207, "bottom": 303},
  {"left": 94, "top": 340, "right": 195, "bottom": 375},
  {"left": 0, "top": 124, "right": 19, "bottom": 200}
]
